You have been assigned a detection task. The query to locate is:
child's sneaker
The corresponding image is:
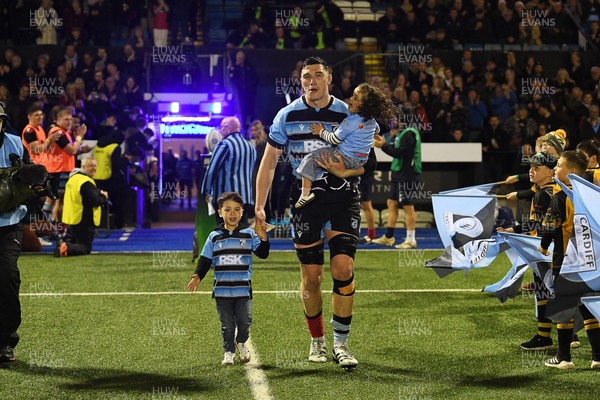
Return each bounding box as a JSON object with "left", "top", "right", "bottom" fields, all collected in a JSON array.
[
  {"left": 237, "top": 342, "right": 251, "bottom": 363},
  {"left": 395, "top": 239, "right": 417, "bottom": 249},
  {"left": 571, "top": 333, "right": 581, "bottom": 349},
  {"left": 295, "top": 193, "right": 315, "bottom": 209},
  {"left": 544, "top": 355, "right": 575, "bottom": 369},
  {"left": 222, "top": 351, "right": 235, "bottom": 365},
  {"left": 591, "top": 360, "right": 600, "bottom": 369}
]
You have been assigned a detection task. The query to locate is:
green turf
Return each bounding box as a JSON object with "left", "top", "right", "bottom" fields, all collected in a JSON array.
[{"left": 1, "top": 251, "right": 598, "bottom": 400}]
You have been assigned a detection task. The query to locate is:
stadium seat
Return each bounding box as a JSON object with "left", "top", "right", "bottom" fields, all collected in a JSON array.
[
  {"left": 359, "top": 37, "right": 378, "bottom": 51},
  {"left": 541, "top": 44, "right": 560, "bottom": 51},
  {"left": 360, "top": 208, "right": 381, "bottom": 228},
  {"left": 353, "top": 1, "right": 373, "bottom": 11},
  {"left": 380, "top": 209, "right": 407, "bottom": 228},
  {"left": 356, "top": 13, "right": 376, "bottom": 21},
  {"left": 484, "top": 44, "right": 502, "bottom": 51},
  {"left": 464, "top": 43, "right": 483, "bottom": 50},
  {"left": 375, "top": 11, "right": 385, "bottom": 20},
  {"left": 334, "top": 0, "right": 353, "bottom": 7},
  {"left": 344, "top": 37, "right": 358, "bottom": 50},
  {"left": 340, "top": 7, "right": 353, "bottom": 14},
  {"left": 452, "top": 44, "right": 464, "bottom": 51},
  {"left": 386, "top": 42, "right": 401, "bottom": 52},
  {"left": 344, "top": 12, "right": 357, "bottom": 21},
  {"left": 503, "top": 43, "right": 522, "bottom": 51},
  {"left": 415, "top": 211, "right": 434, "bottom": 228}
]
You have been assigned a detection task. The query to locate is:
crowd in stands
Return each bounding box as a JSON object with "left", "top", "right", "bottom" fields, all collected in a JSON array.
[{"left": 1, "top": 0, "right": 599, "bottom": 199}]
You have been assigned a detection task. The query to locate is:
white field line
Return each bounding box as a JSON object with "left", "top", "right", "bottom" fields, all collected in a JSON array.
[
  {"left": 21, "top": 289, "right": 482, "bottom": 297},
  {"left": 244, "top": 338, "right": 274, "bottom": 400}
]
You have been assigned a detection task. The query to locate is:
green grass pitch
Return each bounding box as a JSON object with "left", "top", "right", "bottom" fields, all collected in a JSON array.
[{"left": 1, "top": 250, "right": 599, "bottom": 400}]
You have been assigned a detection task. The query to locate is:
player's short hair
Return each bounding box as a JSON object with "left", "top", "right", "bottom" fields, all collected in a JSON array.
[
  {"left": 302, "top": 56, "right": 328, "bottom": 70},
  {"left": 560, "top": 150, "right": 588, "bottom": 176},
  {"left": 217, "top": 192, "right": 244, "bottom": 209}
]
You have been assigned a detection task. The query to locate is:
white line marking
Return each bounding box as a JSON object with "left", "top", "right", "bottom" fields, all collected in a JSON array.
[
  {"left": 244, "top": 338, "right": 274, "bottom": 400},
  {"left": 21, "top": 289, "right": 482, "bottom": 297}
]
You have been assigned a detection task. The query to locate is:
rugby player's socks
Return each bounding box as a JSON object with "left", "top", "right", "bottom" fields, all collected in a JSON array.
[
  {"left": 42, "top": 202, "right": 53, "bottom": 220},
  {"left": 305, "top": 310, "right": 325, "bottom": 338},
  {"left": 582, "top": 306, "right": 600, "bottom": 360},
  {"left": 536, "top": 297, "right": 552, "bottom": 338},
  {"left": 331, "top": 314, "right": 352, "bottom": 345},
  {"left": 385, "top": 227, "right": 394, "bottom": 239},
  {"left": 367, "top": 228, "right": 376, "bottom": 239},
  {"left": 301, "top": 187, "right": 310, "bottom": 197},
  {"left": 406, "top": 230, "right": 416, "bottom": 242},
  {"left": 556, "top": 321, "right": 574, "bottom": 361}
]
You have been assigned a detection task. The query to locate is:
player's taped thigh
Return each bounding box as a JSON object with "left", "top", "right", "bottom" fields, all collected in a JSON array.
[
  {"left": 328, "top": 233, "right": 358, "bottom": 260},
  {"left": 296, "top": 243, "right": 324, "bottom": 265},
  {"left": 333, "top": 273, "right": 355, "bottom": 296}
]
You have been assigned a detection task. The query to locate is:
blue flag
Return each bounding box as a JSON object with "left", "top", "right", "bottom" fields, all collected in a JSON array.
[
  {"left": 497, "top": 232, "right": 554, "bottom": 293},
  {"left": 440, "top": 182, "right": 498, "bottom": 196},
  {"left": 425, "top": 237, "right": 509, "bottom": 278},
  {"left": 432, "top": 194, "right": 498, "bottom": 249},
  {"left": 581, "top": 296, "right": 600, "bottom": 321},
  {"left": 482, "top": 247, "right": 529, "bottom": 303},
  {"left": 547, "top": 174, "right": 600, "bottom": 316}
]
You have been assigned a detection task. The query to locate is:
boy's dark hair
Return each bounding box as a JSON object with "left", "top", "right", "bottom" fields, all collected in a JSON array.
[
  {"left": 576, "top": 139, "right": 600, "bottom": 160},
  {"left": 27, "top": 104, "right": 43, "bottom": 116},
  {"left": 217, "top": 192, "right": 244, "bottom": 209},
  {"left": 302, "top": 56, "right": 328, "bottom": 70},
  {"left": 561, "top": 150, "right": 588, "bottom": 176},
  {"left": 355, "top": 83, "right": 397, "bottom": 129}
]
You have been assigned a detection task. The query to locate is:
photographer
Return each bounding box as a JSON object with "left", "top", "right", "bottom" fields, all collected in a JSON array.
[
  {"left": 56, "top": 157, "right": 108, "bottom": 257},
  {"left": 0, "top": 105, "right": 32, "bottom": 363}
]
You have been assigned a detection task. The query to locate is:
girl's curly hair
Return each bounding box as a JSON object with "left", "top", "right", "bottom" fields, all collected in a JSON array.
[{"left": 355, "top": 83, "right": 397, "bottom": 129}]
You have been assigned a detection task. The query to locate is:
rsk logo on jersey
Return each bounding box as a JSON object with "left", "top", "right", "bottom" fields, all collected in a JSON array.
[
  {"left": 240, "top": 239, "right": 246, "bottom": 248},
  {"left": 444, "top": 212, "right": 484, "bottom": 239},
  {"left": 220, "top": 255, "right": 243, "bottom": 265}
]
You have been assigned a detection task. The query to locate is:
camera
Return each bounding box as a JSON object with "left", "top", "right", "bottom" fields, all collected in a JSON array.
[{"left": 9, "top": 154, "right": 57, "bottom": 200}]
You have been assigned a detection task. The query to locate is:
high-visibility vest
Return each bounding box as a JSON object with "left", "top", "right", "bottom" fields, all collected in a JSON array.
[
  {"left": 93, "top": 143, "right": 118, "bottom": 180},
  {"left": 62, "top": 173, "right": 101, "bottom": 226}
]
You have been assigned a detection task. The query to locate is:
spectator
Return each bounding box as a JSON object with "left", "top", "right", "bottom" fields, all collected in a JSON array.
[
  {"left": 426, "top": 55, "right": 445, "bottom": 80},
  {"left": 503, "top": 105, "right": 538, "bottom": 149},
  {"left": 56, "top": 157, "right": 108, "bottom": 257},
  {"left": 339, "top": 77, "right": 354, "bottom": 102},
  {"left": 89, "top": 0, "right": 112, "bottom": 47},
  {"left": 429, "top": 28, "right": 453, "bottom": 50},
  {"left": 242, "top": 0, "right": 272, "bottom": 33},
  {"left": 270, "top": 26, "right": 294, "bottom": 49},
  {"left": 34, "top": 0, "right": 59, "bottom": 45},
  {"left": 582, "top": 66, "right": 600, "bottom": 93},
  {"left": 544, "top": 1, "right": 577, "bottom": 45},
  {"left": 590, "top": 21, "right": 600, "bottom": 48},
  {"left": 497, "top": 9, "right": 520, "bottom": 45},
  {"left": 504, "top": 68, "right": 519, "bottom": 94},
  {"left": 551, "top": 68, "right": 575, "bottom": 107},
  {"left": 401, "top": 11, "right": 423, "bottom": 44},
  {"left": 129, "top": 25, "right": 149, "bottom": 49},
  {"left": 313, "top": 0, "right": 343, "bottom": 49},
  {"left": 429, "top": 87, "right": 453, "bottom": 142},
  {"left": 465, "top": 8, "right": 494, "bottom": 44},
  {"left": 226, "top": 21, "right": 267, "bottom": 49},
  {"left": 581, "top": 105, "right": 600, "bottom": 141},
  {"left": 176, "top": 150, "right": 194, "bottom": 208},
  {"left": 122, "top": 76, "right": 143, "bottom": 109},
  {"left": 228, "top": 51, "right": 258, "bottom": 125},
  {"left": 5, "top": 85, "right": 31, "bottom": 133},
  {"left": 62, "top": 0, "right": 88, "bottom": 44},
  {"left": 152, "top": 0, "right": 170, "bottom": 47},
  {"left": 118, "top": 44, "right": 143, "bottom": 83},
  {"left": 482, "top": 113, "right": 511, "bottom": 181},
  {"left": 567, "top": 51, "right": 588, "bottom": 85},
  {"left": 467, "top": 88, "right": 488, "bottom": 136},
  {"left": 442, "top": 8, "right": 464, "bottom": 45},
  {"left": 378, "top": 6, "right": 400, "bottom": 51},
  {"left": 490, "top": 83, "right": 518, "bottom": 123},
  {"left": 534, "top": 102, "right": 562, "bottom": 134}
]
